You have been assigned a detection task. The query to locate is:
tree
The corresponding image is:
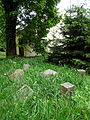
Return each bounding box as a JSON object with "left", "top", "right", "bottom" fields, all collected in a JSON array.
[
  {"left": 1, "top": 0, "right": 61, "bottom": 57},
  {"left": 0, "top": 0, "right": 6, "bottom": 51},
  {"left": 1, "top": 0, "right": 18, "bottom": 56},
  {"left": 48, "top": 5, "right": 90, "bottom": 73},
  {"left": 17, "top": 0, "right": 61, "bottom": 56}
]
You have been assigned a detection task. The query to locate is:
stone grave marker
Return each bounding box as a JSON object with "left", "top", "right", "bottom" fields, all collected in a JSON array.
[
  {"left": 77, "top": 69, "right": 86, "bottom": 79},
  {"left": 41, "top": 69, "right": 58, "bottom": 76},
  {"left": 60, "top": 82, "right": 75, "bottom": 96},
  {"left": 15, "top": 84, "right": 33, "bottom": 103},
  {"left": 9, "top": 69, "right": 24, "bottom": 80},
  {"left": 23, "top": 64, "right": 29, "bottom": 70}
]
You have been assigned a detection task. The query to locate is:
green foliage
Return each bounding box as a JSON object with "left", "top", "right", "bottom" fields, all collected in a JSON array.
[
  {"left": 48, "top": 5, "right": 90, "bottom": 73},
  {"left": 17, "top": 0, "right": 61, "bottom": 54},
  {"left": 0, "top": 1, "right": 6, "bottom": 51},
  {"left": 0, "top": 0, "right": 61, "bottom": 55},
  {"left": 0, "top": 51, "right": 5, "bottom": 58},
  {"left": 0, "top": 56, "right": 90, "bottom": 119}
]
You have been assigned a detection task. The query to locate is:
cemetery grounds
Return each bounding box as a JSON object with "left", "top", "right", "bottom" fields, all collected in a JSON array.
[{"left": 0, "top": 55, "right": 90, "bottom": 120}]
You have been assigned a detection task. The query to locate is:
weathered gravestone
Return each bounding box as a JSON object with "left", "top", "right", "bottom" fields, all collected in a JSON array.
[
  {"left": 60, "top": 82, "right": 75, "bottom": 96},
  {"left": 15, "top": 84, "right": 33, "bottom": 103},
  {"left": 41, "top": 69, "right": 58, "bottom": 76},
  {"left": 23, "top": 64, "right": 29, "bottom": 70},
  {"left": 9, "top": 69, "right": 24, "bottom": 80},
  {"left": 77, "top": 69, "right": 86, "bottom": 79}
]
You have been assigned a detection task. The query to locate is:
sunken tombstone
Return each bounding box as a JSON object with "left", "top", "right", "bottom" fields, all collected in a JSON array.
[
  {"left": 9, "top": 69, "right": 24, "bottom": 80},
  {"left": 23, "top": 64, "right": 29, "bottom": 70},
  {"left": 41, "top": 69, "right": 58, "bottom": 76},
  {"left": 15, "top": 84, "right": 33, "bottom": 103},
  {"left": 77, "top": 69, "right": 86, "bottom": 79},
  {"left": 60, "top": 82, "right": 75, "bottom": 96}
]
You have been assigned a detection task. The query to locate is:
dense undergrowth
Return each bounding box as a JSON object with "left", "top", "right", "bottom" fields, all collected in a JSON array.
[{"left": 0, "top": 56, "right": 90, "bottom": 120}]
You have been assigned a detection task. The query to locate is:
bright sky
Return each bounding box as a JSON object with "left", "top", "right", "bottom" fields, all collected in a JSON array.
[
  {"left": 57, "top": 0, "right": 90, "bottom": 14},
  {"left": 47, "top": 0, "right": 90, "bottom": 40}
]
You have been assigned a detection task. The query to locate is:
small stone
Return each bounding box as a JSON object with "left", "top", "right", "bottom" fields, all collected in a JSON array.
[
  {"left": 77, "top": 69, "right": 86, "bottom": 79},
  {"left": 9, "top": 69, "right": 24, "bottom": 79},
  {"left": 41, "top": 69, "right": 58, "bottom": 76},
  {"left": 23, "top": 64, "right": 29, "bottom": 70},
  {"left": 60, "top": 82, "right": 75, "bottom": 96}
]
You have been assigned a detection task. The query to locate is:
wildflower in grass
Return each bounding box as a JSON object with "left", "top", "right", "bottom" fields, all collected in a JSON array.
[
  {"left": 4, "top": 73, "right": 6, "bottom": 76},
  {"left": 14, "top": 102, "right": 16, "bottom": 104}
]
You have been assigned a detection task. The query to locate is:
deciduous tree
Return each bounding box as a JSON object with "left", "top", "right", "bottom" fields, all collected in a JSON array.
[{"left": 1, "top": 0, "right": 61, "bottom": 56}]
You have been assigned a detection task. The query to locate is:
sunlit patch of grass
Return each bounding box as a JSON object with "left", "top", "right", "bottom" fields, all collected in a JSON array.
[
  {"left": 0, "top": 52, "right": 6, "bottom": 58},
  {"left": 0, "top": 56, "right": 90, "bottom": 120}
]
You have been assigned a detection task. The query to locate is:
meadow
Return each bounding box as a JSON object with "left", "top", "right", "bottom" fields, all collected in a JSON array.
[{"left": 0, "top": 56, "right": 90, "bottom": 120}]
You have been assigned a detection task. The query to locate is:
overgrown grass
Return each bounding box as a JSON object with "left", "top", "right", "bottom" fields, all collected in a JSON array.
[
  {"left": 0, "top": 52, "right": 6, "bottom": 59},
  {"left": 0, "top": 56, "right": 90, "bottom": 120}
]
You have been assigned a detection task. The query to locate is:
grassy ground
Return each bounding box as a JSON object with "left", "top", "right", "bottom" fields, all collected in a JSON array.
[
  {"left": 0, "top": 52, "right": 6, "bottom": 59},
  {"left": 0, "top": 56, "right": 90, "bottom": 120}
]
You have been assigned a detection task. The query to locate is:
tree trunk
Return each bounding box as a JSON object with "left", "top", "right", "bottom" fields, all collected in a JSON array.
[
  {"left": 6, "top": 15, "right": 17, "bottom": 56},
  {"left": 1, "top": 0, "right": 18, "bottom": 56},
  {"left": 19, "top": 40, "right": 24, "bottom": 57}
]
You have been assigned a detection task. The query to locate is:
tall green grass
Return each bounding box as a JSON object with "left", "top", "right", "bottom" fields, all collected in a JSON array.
[
  {"left": 0, "top": 56, "right": 90, "bottom": 120},
  {"left": 0, "top": 52, "right": 6, "bottom": 58}
]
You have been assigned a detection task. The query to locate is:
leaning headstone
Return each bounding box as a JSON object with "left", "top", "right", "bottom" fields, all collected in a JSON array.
[
  {"left": 60, "top": 82, "right": 75, "bottom": 96},
  {"left": 41, "top": 69, "right": 58, "bottom": 76},
  {"left": 9, "top": 69, "right": 24, "bottom": 80},
  {"left": 15, "top": 84, "right": 33, "bottom": 103},
  {"left": 77, "top": 69, "right": 86, "bottom": 79},
  {"left": 23, "top": 64, "right": 29, "bottom": 70}
]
